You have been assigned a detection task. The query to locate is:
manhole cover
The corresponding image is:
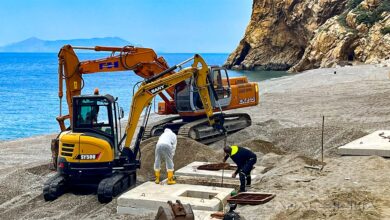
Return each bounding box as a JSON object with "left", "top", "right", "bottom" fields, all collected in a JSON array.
[
  {"left": 197, "top": 163, "right": 237, "bottom": 171},
  {"left": 227, "top": 193, "right": 275, "bottom": 205}
]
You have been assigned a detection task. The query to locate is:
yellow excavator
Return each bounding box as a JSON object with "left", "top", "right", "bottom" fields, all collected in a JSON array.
[{"left": 43, "top": 53, "right": 225, "bottom": 203}]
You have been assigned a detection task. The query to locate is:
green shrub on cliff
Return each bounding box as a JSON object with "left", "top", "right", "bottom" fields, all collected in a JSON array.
[
  {"left": 381, "top": 26, "right": 390, "bottom": 35},
  {"left": 355, "top": 1, "right": 390, "bottom": 25},
  {"left": 356, "top": 11, "right": 378, "bottom": 25},
  {"left": 337, "top": 12, "right": 357, "bottom": 34},
  {"left": 338, "top": 12, "right": 348, "bottom": 27},
  {"left": 347, "top": 0, "right": 364, "bottom": 10},
  {"left": 377, "top": 1, "right": 390, "bottom": 13}
]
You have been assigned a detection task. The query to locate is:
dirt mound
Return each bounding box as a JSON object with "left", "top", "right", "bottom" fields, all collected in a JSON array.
[
  {"left": 138, "top": 136, "right": 222, "bottom": 181},
  {"left": 364, "top": 156, "right": 390, "bottom": 170},
  {"left": 328, "top": 190, "right": 377, "bottom": 205},
  {"left": 273, "top": 209, "right": 325, "bottom": 220},
  {"left": 269, "top": 126, "right": 368, "bottom": 158},
  {"left": 209, "top": 119, "right": 301, "bottom": 149},
  {"left": 0, "top": 164, "right": 150, "bottom": 220},
  {"left": 212, "top": 121, "right": 367, "bottom": 159},
  {"left": 0, "top": 166, "right": 48, "bottom": 205},
  {"left": 240, "top": 139, "right": 286, "bottom": 155},
  {"left": 25, "top": 163, "right": 52, "bottom": 176},
  {"left": 296, "top": 155, "right": 326, "bottom": 166},
  {"left": 273, "top": 190, "right": 381, "bottom": 220}
]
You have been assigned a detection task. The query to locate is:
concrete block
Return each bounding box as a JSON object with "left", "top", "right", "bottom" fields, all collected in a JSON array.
[
  {"left": 175, "top": 161, "right": 263, "bottom": 180},
  {"left": 117, "top": 181, "right": 234, "bottom": 215},
  {"left": 338, "top": 130, "right": 390, "bottom": 157}
]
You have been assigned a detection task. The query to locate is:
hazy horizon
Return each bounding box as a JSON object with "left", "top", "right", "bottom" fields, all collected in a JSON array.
[
  {"left": 0, "top": 36, "right": 230, "bottom": 53},
  {"left": 0, "top": 0, "right": 252, "bottom": 53}
]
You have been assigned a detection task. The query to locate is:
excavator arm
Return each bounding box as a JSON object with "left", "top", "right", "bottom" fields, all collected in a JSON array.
[
  {"left": 121, "top": 54, "right": 216, "bottom": 157},
  {"left": 57, "top": 45, "right": 176, "bottom": 131}
]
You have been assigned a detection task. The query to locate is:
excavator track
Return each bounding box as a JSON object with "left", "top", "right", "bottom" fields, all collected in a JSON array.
[
  {"left": 178, "top": 113, "right": 251, "bottom": 144},
  {"left": 143, "top": 116, "right": 182, "bottom": 140},
  {"left": 97, "top": 171, "right": 136, "bottom": 203},
  {"left": 43, "top": 173, "right": 68, "bottom": 201},
  {"left": 143, "top": 113, "right": 251, "bottom": 144}
]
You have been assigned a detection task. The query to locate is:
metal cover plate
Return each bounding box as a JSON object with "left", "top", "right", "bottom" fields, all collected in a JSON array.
[
  {"left": 197, "top": 163, "right": 237, "bottom": 171},
  {"left": 227, "top": 193, "right": 275, "bottom": 205}
]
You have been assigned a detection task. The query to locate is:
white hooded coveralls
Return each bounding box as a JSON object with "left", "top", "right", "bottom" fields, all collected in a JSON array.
[{"left": 154, "top": 128, "right": 177, "bottom": 170}]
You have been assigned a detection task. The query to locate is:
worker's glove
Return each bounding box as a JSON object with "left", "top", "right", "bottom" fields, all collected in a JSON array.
[{"left": 231, "top": 173, "right": 237, "bottom": 178}]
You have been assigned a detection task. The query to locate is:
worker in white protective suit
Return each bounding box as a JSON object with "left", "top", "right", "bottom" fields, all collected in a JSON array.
[{"left": 154, "top": 128, "right": 177, "bottom": 185}]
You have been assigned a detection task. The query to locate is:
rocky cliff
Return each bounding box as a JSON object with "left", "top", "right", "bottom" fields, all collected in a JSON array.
[{"left": 225, "top": 0, "right": 390, "bottom": 72}]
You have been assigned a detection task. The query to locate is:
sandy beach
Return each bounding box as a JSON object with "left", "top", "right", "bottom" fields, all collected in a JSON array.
[{"left": 1, "top": 64, "right": 390, "bottom": 219}]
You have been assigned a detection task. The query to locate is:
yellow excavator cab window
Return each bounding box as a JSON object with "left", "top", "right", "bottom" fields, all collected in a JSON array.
[{"left": 74, "top": 98, "right": 112, "bottom": 136}]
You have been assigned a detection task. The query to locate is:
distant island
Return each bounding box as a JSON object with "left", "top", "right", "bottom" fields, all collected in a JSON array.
[{"left": 0, "top": 37, "right": 136, "bottom": 52}]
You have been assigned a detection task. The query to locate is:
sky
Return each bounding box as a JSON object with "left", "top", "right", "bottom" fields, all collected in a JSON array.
[{"left": 0, "top": 0, "right": 252, "bottom": 53}]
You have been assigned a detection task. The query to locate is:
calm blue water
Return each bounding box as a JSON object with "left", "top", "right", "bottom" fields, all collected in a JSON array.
[{"left": 0, "top": 53, "right": 288, "bottom": 140}]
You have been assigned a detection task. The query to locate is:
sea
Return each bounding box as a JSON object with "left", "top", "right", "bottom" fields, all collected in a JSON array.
[{"left": 0, "top": 53, "right": 288, "bottom": 141}]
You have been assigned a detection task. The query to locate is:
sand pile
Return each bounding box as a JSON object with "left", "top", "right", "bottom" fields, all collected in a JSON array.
[
  {"left": 0, "top": 164, "right": 50, "bottom": 205},
  {"left": 269, "top": 126, "right": 368, "bottom": 157},
  {"left": 295, "top": 155, "right": 326, "bottom": 166},
  {"left": 137, "top": 136, "right": 222, "bottom": 181},
  {"left": 238, "top": 153, "right": 390, "bottom": 219},
  {"left": 273, "top": 190, "right": 381, "bottom": 220},
  {"left": 216, "top": 121, "right": 368, "bottom": 159},
  {"left": 239, "top": 139, "right": 286, "bottom": 155},
  {"left": 0, "top": 163, "right": 152, "bottom": 220},
  {"left": 209, "top": 122, "right": 272, "bottom": 150}
]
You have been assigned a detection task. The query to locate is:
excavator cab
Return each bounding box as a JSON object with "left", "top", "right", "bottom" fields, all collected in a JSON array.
[
  {"left": 175, "top": 66, "right": 231, "bottom": 112},
  {"left": 73, "top": 95, "right": 117, "bottom": 141},
  {"left": 56, "top": 94, "right": 124, "bottom": 178},
  {"left": 209, "top": 66, "right": 231, "bottom": 108}
]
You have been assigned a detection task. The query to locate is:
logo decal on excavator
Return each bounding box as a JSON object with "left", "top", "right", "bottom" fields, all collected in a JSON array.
[
  {"left": 99, "top": 61, "right": 119, "bottom": 70},
  {"left": 239, "top": 97, "right": 256, "bottom": 104},
  {"left": 149, "top": 85, "right": 168, "bottom": 94}
]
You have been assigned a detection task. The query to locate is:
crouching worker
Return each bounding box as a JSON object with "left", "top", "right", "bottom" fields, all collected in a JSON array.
[
  {"left": 223, "top": 145, "right": 257, "bottom": 192},
  {"left": 154, "top": 128, "right": 177, "bottom": 185}
]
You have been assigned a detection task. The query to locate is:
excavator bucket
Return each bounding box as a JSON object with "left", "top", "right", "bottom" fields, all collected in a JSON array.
[{"left": 155, "top": 200, "right": 194, "bottom": 220}]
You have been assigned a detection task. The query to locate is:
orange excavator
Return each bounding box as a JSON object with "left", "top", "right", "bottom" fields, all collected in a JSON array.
[{"left": 55, "top": 45, "right": 259, "bottom": 144}]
